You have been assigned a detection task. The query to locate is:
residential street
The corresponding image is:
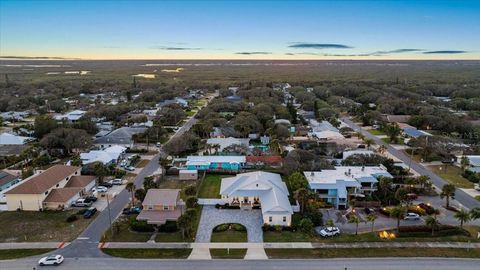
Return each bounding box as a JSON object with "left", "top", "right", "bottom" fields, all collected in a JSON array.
[
  {"left": 1, "top": 257, "right": 479, "bottom": 270},
  {"left": 341, "top": 117, "right": 480, "bottom": 210}
]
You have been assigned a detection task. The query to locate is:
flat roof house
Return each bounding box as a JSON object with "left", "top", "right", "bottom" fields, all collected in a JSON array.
[
  {"left": 304, "top": 166, "right": 392, "bottom": 209},
  {"left": 0, "top": 133, "right": 34, "bottom": 145},
  {"left": 4, "top": 165, "right": 95, "bottom": 211},
  {"left": 54, "top": 110, "right": 86, "bottom": 123},
  {"left": 186, "top": 156, "right": 246, "bottom": 171},
  {"left": 220, "top": 171, "right": 293, "bottom": 226},
  {"left": 136, "top": 189, "right": 185, "bottom": 225}
]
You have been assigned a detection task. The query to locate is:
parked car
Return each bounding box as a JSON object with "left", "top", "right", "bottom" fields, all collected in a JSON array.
[
  {"left": 474, "top": 183, "right": 480, "bottom": 191},
  {"left": 364, "top": 207, "right": 376, "bottom": 214},
  {"left": 404, "top": 212, "right": 421, "bottom": 220},
  {"left": 83, "top": 196, "right": 98, "bottom": 203},
  {"left": 109, "top": 179, "right": 123, "bottom": 185},
  {"left": 120, "top": 160, "right": 128, "bottom": 167},
  {"left": 99, "top": 182, "right": 113, "bottom": 188},
  {"left": 122, "top": 207, "right": 141, "bottom": 215},
  {"left": 319, "top": 227, "right": 340, "bottom": 237},
  {"left": 126, "top": 166, "right": 135, "bottom": 171},
  {"left": 71, "top": 198, "right": 92, "bottom": 207},
  {"left": 83, "top": 207, "right": 97, "bottom": 218},
  {"left": 92, "top": 186, "right": 108, "bottom": 193},
  {"left": 38, "top": 255, "right": 64, "bottom": 266}
]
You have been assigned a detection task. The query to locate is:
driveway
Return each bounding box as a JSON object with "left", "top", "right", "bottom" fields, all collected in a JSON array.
[{"left": 195, "top": 205, "right": 264, "bottom": 243}]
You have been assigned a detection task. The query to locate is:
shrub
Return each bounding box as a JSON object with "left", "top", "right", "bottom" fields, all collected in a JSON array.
[
  {"left": 232, "top": 223, "right": 246, "bottom": 232},
  {"left": 159, "top": 221, "right": 178, "bottom": 232},
  {"left": 66, "top": 214, "right": 78, "bottom": 222},
  {"left": 298, "top": 218, "right": 314, "bottom": 235},
  {"left": 129, "top": 217, "right": 155, "bottom": 232},
  {"left": 184, "top": 185, "right": 197, "bottom": 196},
  {"left": 462, "top": 170, "right": 480, "bottom": 183},
  {"left": 185, "top": 196, "right": 198, "bottom": 208},
  {"left": 213, "top": 224, "right": 230, "bottom": 232},
  {"left": 303, "top": 206, "right": 323, "bottom": 226}
]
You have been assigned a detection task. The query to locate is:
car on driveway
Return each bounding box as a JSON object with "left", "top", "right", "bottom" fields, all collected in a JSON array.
[
  {"left": 83, "top": 207, "right": 97, "bottom": 218},
  {"left": 83, "top": 196, "right": 97, "bottom": 203},
  {"left": 92, "top": 186, "right": 108, "bottom": 193},
  {"left": 99, "top": 182, "right": 113, "bottom": 188},
  {"left": 109, "top": 179, "right": 123, "bottom": 185},
  {"left": 364, "top": 207, "right": 376, "bottom": 214},
  {"left": 122, "top": 207, "right": 141, "bottom": 215},
  {"left": 71, "top": 198, "right": 92, "bottom": 207},
  {"left": 38, "top": 254, "right": 64, "bottom": 266},
  {"left": 404, "top": 212, "right": 421, "bottom": 220},
  {"left": 125, "top": 166, "right": 135, "bottom": 171},
  {"left": 319, "top": 227, "right": 340, "bottom": 237}
]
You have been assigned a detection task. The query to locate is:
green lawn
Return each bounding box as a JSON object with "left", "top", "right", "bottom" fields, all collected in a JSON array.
[
  {"left": 263, "top": 231, "right": 313, "bottom": 242},
  {"left": 428, "top": 165, "right": 474, "bottom": 188},
  {"left": 211, "top": 230, "right": 247, "bottom": 242},
  {"left": 0, "top": 210, "right": 94, "bottom": 242},
  {"left": 210, "top": 249, "right": 247, "bottom": 259},
  {"left": 102, "top": 248, "right": 192, "bottom": 259},
  {"left": 197, "top": 174, "right": 223, "bottom": 198},
  {"left": 155, "top": 231, "right": 185, "bottom": 242},
  {"left": 265, "top": 248, "right": 480, "bottom": 259},
  {"left": 136, "top": 159, "right": 150, "bottom": 168},
  {"left": 476, "top": 196, "right": 480, "bottom": 201},
  {"left": 369, "top": 129, "right": 386, "bottom": 136},
  {"left": 0, "top": 249, "right": 55, "bottom": 260},
  {"left": 102, "top": 217, "right": 152, "bottom": 242}
]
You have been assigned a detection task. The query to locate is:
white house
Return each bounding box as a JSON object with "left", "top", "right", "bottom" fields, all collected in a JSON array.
[
  {"left": 304, "top": 166, "right": 392, "bottom": 209},
  {"left": 54, "top": 110, "right": 87, "bottom": 123},
  {"left": 0, "top": 133, "right": 34, "bottom": 145},
  {"left": 80, "top": 145, "right": 126, "bottom": 165},
  {"left": 309, "top": 119, "right": 344, "bottom": 140},
  {"left": 206, "top": 137, "right": 250, "bottom": 152},
  {"left": 220, "top": 171, "right": 293, "bottom": 226}
]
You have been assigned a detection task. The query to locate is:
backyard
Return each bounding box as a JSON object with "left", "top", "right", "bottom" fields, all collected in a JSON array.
[
  {"left": 0, "top": 210, "right": 95, "bottom": 242},
  {"left": 197, "top": 174, "right": 223, "bottom": 198}
]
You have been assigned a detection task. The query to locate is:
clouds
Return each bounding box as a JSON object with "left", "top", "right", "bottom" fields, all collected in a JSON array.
[
  {"left": 423, "top": 50, "right": 467, "bottom": 54},
  {"left": 235, "top": 51, "right": 272, "bottom": 55},
  {"left": 288, "top": 43, "right": 353, "bottom": 49},
  {"left": 151, "top": 46, "right": 203, "bottom": 50}
]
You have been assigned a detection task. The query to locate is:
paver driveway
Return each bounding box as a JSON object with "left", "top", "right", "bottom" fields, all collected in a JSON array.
[{"left": 195, "top": 205, "right": 264, "bottom": 243}]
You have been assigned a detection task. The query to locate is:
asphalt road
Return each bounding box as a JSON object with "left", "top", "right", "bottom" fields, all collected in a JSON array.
[
  {"left": 2, "top": 257, "right": 479, "bottom": 270},
  {"left": 341, "top": 117, "right": 480, "bottom": 210}
]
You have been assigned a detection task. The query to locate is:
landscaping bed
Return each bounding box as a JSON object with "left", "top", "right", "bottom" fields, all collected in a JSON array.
[
  {"left": 210, "top": 248, "right": 247, "bottom": 259},
  {"left": 102, "top": 248, "right": 192, "bottom": 259},
  {"left": 265, "top": 248, "right": 480, "bottom": 259}
]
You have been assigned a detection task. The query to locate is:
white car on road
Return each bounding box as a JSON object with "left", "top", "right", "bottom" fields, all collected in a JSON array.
[
  {"left": 38, "top": 254, "right": 64, "bottom": 266},
  {"left": 404, "top": 212, "right": 421, "bottom": 220},
  {"left": 319, "top": 227, "right": 340, "bottom": 237}
]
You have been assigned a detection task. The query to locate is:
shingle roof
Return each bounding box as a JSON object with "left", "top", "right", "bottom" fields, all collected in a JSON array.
[
  {"left": 5, "top": 165, "right": 79, "bottom": 194},
  {"left": 43, "top": 187, "right": 82, "bottom": 203},
  {"left": 142, "top": 189, "right": 181, "bottom": 206},
  {"left": 93, "top": 127, "right": 147, "bottom": 145},
  {"left": 65, "top": 175, "right": 96, "bottom": 188}
]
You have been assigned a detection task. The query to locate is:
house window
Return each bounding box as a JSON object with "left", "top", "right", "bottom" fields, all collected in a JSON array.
[
  {"left": 283, "top": 216, "right": 286, "bottom": 222},
  {"left": 268, "top": 216, "right": 272, "bottom": 222},
  {"left": 163, "top": 206, "right": 169, "bottom": 210},
  {"left": 148, "top": 206, "right": 153, "bottom": 210},
  {"left": 45, "top": 191, "right": 48, "bottom": 195},
  {"left": 56, "top": 184, "right": 59, "bottom": 187}
]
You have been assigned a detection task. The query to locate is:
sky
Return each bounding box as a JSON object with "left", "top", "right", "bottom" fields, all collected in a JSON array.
[{"left": 0, "top": 0, "right": 479, "bottom": 60}]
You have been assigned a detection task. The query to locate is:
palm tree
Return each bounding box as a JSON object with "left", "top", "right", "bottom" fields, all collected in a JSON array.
[
  {"left": 385, "top": 123, "right": 401, "bottom": 143},
  {"left": 378, "top": 177, "right": 392, "bottom": 200},
  {"left": 440, "top": 184, "right": 456, "bottom": 208},
  {"left": 364, "top": 138, "right": 375, "bottom": 150},
  {"left": 126, "top": 182, "right": 136, "bottom": 207},
  {"left": 454, "top": 208, "right": 471, "bottom": 230},
  {"left": 348, "top": 215, "right": 361, "bottom": 235},
  {"left": 366, "top": 213, "right": 377, "bottom": 233},
  {"left": 416, "top": 175, "right": 430, "bottom": 191},
  {"left": 425, "top": 216, "right": 439, "bottom": 236},
  {"left": 460, "top": 155, "right": 470, "bottom": 171},
  {"left": 294, "top": 188, "right": 309, "bottom": 214},
  {"left": 390, "top": 206, "right": 406, "bottom": 233},
  {"left": 377, "top": 144, "right": 387, "bottom": 155},
  {"left": 470, "top": 207, "right": 480, "bottom": 221}
]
